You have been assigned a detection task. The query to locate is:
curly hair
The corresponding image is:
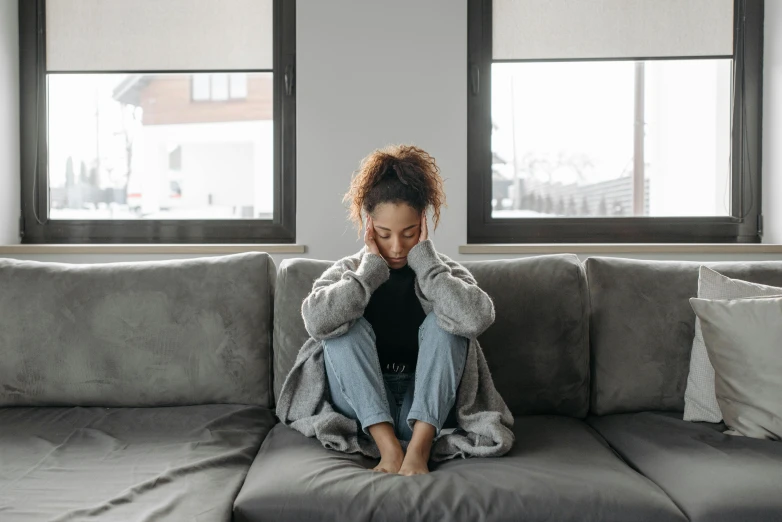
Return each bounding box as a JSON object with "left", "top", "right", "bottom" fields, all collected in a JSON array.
[{"left": 343, "top": 144, "right": 446, "bottom": 239}]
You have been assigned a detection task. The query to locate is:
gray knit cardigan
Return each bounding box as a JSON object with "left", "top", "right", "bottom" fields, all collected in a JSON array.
[{"left": 275, "top": 239, "right": 515, "bottom": 461}]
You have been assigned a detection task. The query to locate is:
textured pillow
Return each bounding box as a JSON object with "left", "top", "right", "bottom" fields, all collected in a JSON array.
[
  {"left": 689, "top": 295, "right": 782, "bottom": 440},
  {"left": 683, "top": 267, "right": 782, "bottom": 422}
]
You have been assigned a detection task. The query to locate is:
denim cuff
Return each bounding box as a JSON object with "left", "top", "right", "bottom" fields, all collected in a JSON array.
[
  {"left": 406, "top": 409, "right": 443, "bottom": 436},
  {"left": 360, "top": 412, "right": 395, "bottom": 435}
]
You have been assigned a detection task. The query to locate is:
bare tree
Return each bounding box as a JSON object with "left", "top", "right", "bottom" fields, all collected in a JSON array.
[{"left": 115, "top": 104, "right": 142, "bottom": 201}]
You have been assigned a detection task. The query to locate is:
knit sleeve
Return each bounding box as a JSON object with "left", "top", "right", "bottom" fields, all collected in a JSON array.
[
  {"left": 407, "top": 239, "right": 495, "bottom": 339},
  {"left": 301, "top": 252, "right": 390, "bottom": 341}
]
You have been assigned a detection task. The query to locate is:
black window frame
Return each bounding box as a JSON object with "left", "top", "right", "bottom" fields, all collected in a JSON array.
[
  {"left": 18, "top": 0, "right": 296, "bottom": 244},
  {"left": 467, "top": 0, "right": 763, "bottom": 244}
]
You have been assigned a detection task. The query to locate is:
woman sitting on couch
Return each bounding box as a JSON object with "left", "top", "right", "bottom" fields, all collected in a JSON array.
[{"left": 276, "top": 144, "right": 514, "bottom": 475}]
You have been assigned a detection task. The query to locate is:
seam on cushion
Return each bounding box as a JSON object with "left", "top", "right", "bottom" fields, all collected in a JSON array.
[
  {"left": 574, "top": 257, "right": 591, "bottom": 419},
  {"left": 267, "top": 253, "right": 276, "bottom": 410},
  {"left": 584, "top": 420, "right": 692, "bottom": 521},
  {"left": 585, "top": 258, "right": 601, "bottom": 416}
]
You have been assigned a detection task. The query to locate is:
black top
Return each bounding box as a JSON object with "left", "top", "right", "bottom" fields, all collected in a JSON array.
[{"left": 363, "top": 263, "right": 427, "bottom": 372}]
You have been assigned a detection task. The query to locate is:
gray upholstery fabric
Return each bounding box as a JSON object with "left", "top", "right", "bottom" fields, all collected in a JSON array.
[
  {"left": 0, "top": 404, "right": 277, "bottom": 521},
  {"left": 234, "top": 416, "right": 685, "bottom": 522},
  {"left": 587, "top": 412, "right": 782, "bottom": 522},
  {"left": 273, "top": 258, "right": 332, "bottom": 402},
  {"left": 273, "top": 254, "right": 590, "bottom": 417},
  {"left": 691, "top": 295, "right": 782, "bottom": 440},
  {"left": 461, "top": 255, "right": 590, "bottom": 417},
  {"left": 0, "top": 253, "right": 276, "bottom": 407},
  {"left": 586, "top": 257, "right": 782, "bottom": 415}
]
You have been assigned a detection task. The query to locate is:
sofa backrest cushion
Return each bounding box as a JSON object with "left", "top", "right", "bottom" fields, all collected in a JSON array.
[
  {"left": 274, "top": 254, "right": 590, "bottom": 417},
  {"left": 273, "top": 258, "right": 332, "bottom": 404},
  {"left": 586, "top": 257, "right": 782, "bottom": 416},
  {"left": 462, "top": 255, "right": 590, "bottom": 417},
  {"left": 0, "top": 253, "right": 275, "bottom": 407}
]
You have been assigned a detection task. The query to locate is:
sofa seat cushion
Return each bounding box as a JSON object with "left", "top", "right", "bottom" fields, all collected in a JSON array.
[
  {"left": 587, "top": 412, "right": 782, "bottom": 522},
  {"left": 234, "top": 416, "right": 685, "bottom": 522},
  {"left": 0, "top": 404, "right": 276, "bottom": 521}
]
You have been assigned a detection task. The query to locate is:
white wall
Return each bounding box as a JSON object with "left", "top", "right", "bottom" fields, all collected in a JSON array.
[
  {"left": 0, "top": 0, "right": 781, "bottom": 265},
  {"left": 763, "top": 0, "right": 782, "bottom": 243},
  {"left": 0, "top": 0, "right": 20, "bottom": 244}
]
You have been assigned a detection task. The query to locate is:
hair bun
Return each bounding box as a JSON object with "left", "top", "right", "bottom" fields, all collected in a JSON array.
[{"left": 391, "top": 163, "right": 409, "bottom": 185}]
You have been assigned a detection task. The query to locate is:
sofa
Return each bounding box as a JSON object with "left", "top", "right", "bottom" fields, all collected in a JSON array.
[{"left": 1, "top": 252, "right": 781, "bottom": 521}]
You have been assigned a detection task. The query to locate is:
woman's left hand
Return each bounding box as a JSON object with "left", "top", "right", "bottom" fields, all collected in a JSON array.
[{"left": 418, "top": 211, "right": 428, "bottom": 243}]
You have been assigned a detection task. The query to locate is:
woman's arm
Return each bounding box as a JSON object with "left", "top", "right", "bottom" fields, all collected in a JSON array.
[
  {"left": 301, "top": 252, "right": 390, "bottom": 341},
  {"left": 407, "top": 239, "right": 495, "bottom": 339}
]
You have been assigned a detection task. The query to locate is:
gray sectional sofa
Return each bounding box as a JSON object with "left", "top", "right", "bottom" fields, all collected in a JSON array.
[{"left": 1, "top": 252, "right": 781, "bottom": 521}]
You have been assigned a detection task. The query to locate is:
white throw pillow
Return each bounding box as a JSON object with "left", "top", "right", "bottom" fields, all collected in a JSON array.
[
  {"left": 690, "top": 295, "right": 782, "bottom": 440},
  {"left": 683, "top": 267, "right": 782, "bottom": 423}
]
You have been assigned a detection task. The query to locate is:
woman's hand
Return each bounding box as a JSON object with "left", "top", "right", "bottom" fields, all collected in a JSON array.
[
  {"left": 418, "top": 211, "right": 428, "bottom": 244},
  {"left": 364, "top": 215, "right": 381, "bottom": 256}
]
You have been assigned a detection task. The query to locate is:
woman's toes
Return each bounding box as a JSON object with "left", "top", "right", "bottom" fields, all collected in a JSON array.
[{"left": 398, "top": 452, "right": 430, "bottom": 476}]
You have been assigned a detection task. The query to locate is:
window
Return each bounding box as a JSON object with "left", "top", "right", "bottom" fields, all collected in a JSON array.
[
  {"left": 468, "top": 0, "right": 763, "bottom": 243},
  {"left": 19, "top": 0, "right": 296, "bottom": 243},
  {"left": 191, "top": 73, "right": 249, "bottom": 101},
  {"left": 229, "top": 73, "right": 249, "bottom": 99}
]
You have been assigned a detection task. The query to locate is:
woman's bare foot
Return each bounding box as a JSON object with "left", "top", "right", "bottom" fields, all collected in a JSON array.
[
  {"left": 373, "top": 448, "right": 405, "bottom": 473},
  {"left": 368, "top": 422, "right": 405, "bottom": 473},
  {"left": 398, "top": 421, "right": 435, "bottom": 476},
  {"left": 398, "top": 446, "right": 430, "bottom": 476}
]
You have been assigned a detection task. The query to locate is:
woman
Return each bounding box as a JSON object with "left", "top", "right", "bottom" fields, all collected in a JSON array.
[{"left": 277, "top": 145, "right": 514, "bottom": 476}]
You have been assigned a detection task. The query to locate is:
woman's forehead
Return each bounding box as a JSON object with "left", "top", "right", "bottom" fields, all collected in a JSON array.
[{"left": 372, "top": 204, "right": 420, "bottom": 229}]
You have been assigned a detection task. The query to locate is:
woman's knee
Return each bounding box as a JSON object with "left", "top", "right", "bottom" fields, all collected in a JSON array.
[
  {"left": 420, "top": 312, "right": 468, "bottom": 347},
  {"left": 324, "top": 317, "right": 375, "bottom": 348},
  {"left": 322, "top": 317, "right": 376, "bottom": 364}
]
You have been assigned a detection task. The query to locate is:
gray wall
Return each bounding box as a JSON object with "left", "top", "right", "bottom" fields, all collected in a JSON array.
[
  {"left": 764, "top": 0, "right": 782, "bottom": 243},
  {"left": 297, "top": 0, "right": 467, "bottom": 261},
  {"left": 0, "top": 0, "right": 780, "bottom": 265},
  {"left": 0, "top": 1, "right": 20, "bottom": 245}
]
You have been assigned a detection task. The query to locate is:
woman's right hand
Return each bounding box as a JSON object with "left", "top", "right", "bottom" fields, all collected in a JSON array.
[{"left": 364, "top": 215, "right": 381, "bottom": 256}]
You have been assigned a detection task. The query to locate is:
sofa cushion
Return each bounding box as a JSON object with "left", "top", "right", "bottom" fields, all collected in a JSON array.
[
  {"left": 690, "top": 295, "right": 782, "bottom": 440},
  {"left": 273, "top": 258, "right": 331, "bottom": 402},
  {"left": 234, "top": 416, "right": 685, "bottom": 522},
  {"left": 462, "top": 255, "right": 590, "bottom": 417},
  {"left": 587, "top": 412, "right": 782, "bottom": 522},
  {"left": 586, "top": 257, "right": 782, "bottom": 415},
  {"left": 273, "top": 254, "right": 590, "bottom": 417},
  {"left": 0, "top": 253, "right": 276, "bottom": 407},
  {"left": 0, "top": 404, "right": 276, "bottom": 521},
  {"left": 684, "top": 267, "right": 782, "bottom": 423}
]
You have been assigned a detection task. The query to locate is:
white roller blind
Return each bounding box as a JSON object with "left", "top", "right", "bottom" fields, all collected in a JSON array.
[
  {"left": 46, "top": 0, "right": 273, "bottom": 71},
  {"left": 493, "top": 0, "right": 734, "bottom": 61}
]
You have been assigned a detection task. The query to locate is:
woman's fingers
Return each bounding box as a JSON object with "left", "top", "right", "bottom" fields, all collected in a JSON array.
[{"left": 364, "top": 215, "right": 379, "bottom": 254}]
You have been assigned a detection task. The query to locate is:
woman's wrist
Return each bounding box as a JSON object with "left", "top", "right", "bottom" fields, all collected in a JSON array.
[
  {"left": 358, "top": 252, "right": 391, "bottom": 291},
  {"left": 407, "top": 239, "right": 441, "bottom": 274}
]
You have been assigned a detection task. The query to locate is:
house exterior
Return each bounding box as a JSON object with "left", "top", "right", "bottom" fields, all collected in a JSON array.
[{"left": 113, "top": 73, "right": 274, "bottom": 219}]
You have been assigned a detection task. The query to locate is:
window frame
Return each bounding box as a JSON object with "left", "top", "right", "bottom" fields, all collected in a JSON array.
[
  {"left": 18, "top": 0, "right": 296, "bottom": 244},
  {"left": 467, "top": 0, "right": 763, "bottom": 244}
]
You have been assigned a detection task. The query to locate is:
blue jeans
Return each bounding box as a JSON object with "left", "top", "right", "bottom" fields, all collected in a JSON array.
[{"left": 323, "top": 312, "right": 468, "bottom": 441}]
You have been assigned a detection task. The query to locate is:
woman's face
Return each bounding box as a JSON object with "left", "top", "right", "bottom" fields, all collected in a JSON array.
[{"left": 370, "top": 202, "right": 421, "bottom": 269}]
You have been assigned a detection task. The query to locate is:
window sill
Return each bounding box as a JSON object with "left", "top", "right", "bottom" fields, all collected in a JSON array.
[
  {"left": 459, "top": 244, "right": 782, "bottom": 255},
  {"left": 0, "top": 244, "right": 307, "bottom": 255}
]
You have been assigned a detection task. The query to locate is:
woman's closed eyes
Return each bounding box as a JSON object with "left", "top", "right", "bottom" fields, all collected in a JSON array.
[{"left": 379, "top": 234, "right": 415, "bottom": 239}]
